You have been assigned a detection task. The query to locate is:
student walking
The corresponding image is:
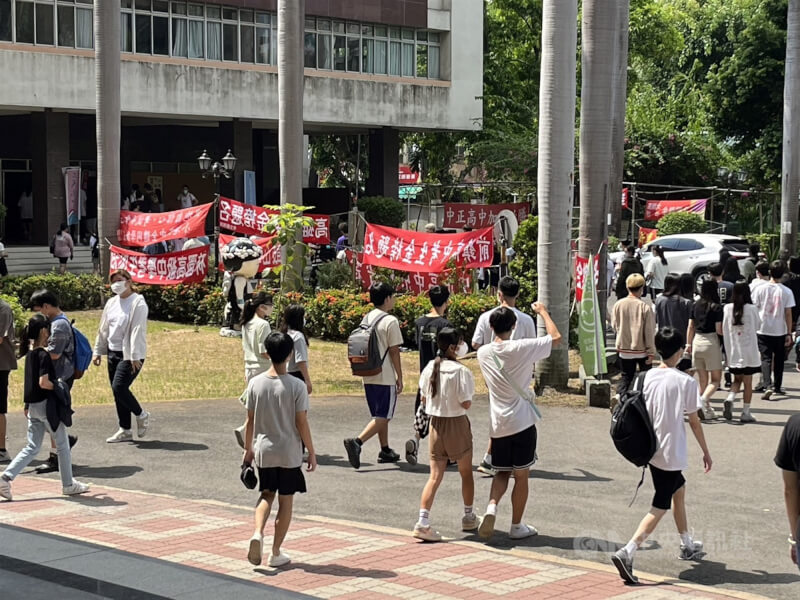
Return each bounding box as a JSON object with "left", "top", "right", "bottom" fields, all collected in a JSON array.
[
  {"left": 774, "top": 414, "right": 800, "bottom": 569},
  {"left": 412, "top": 328, "right": 476, "bottom": 542},
  {"left": 0, "top": 315, "right": 89, "bottom": 500},
  {"left": 612, "top": 274, "right": 655, "bottom": 399},
  {"left": 686, "top": 280, "right": 724, "bottom": 420},
  {"left": 645, "top": 245, "right": 669, "bottom": 300},
  {"left": 51, "top": 224, "right": 74, "bottom": 275},
  {"left": 92, "top": 270, "right": 151, "bottom": 443},
  {"left": 615, "top": 246, "right": 644, "bottom": 300},
  {"left": 234, "top": 292, "right": 272, "bottom": 448},
  {"left": 0, "top": 297, "right": 18, "bottom": 463},
  {"left": 611, "top": 327, "right": 712, "bottom": 585},
  {"left": 343, "top": 283, "right": 404, "bottom": 469},
  {"left": 654, "top": 275, "right": 692, "bottom": 335},
  {"left": 281, "top": 305, "right": 312, "bottom": 395},
  {"left": 722, "top": 283, "right": 761, "bottom": 423},
  {"left": 751, "top": 261, "right": 795, "bottom": 399},
  {"left": 406, "top": 285, "right": 453, "bottom": 466},
  {"left": 475, "top": 305, "right": 561, "bottom": 541},
  {"left": 243, "top": 332, "right": 316, "bottom": 567}
]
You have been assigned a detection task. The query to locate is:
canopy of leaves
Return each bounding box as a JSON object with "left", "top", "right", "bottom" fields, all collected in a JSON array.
[{"left": 656, "top": 211, "right": 707, "bottom": 235}]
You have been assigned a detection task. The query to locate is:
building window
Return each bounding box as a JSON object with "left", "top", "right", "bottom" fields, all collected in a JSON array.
[
  {"left": 15, "top": 1, "right": 34, "bottom": 43},
  {"left": 0, "top": 0, "right": 11, "bottom": 41}
]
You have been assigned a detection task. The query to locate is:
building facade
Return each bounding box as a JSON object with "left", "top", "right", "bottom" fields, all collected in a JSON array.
[{"left": 0, "top": 0, "right": 483, "bottom": 245}]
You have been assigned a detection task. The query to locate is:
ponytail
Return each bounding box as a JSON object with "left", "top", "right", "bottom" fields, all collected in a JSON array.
[{"left": 430, "top": 349, "right": 445, "bottom": 399}]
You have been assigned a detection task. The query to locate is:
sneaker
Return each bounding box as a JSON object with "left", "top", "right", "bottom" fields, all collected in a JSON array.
[
  {"left": 377, "top": 448, "right": 400, "bottom": 463},
  {"left": 762, "top": 389, "right": 774, "bottom": 401},
  {"left": 267, "top": 552, "right": 291, "bottom": 568},
  {"left": 0, "top": 477, "right": 11, "bottom": 501},
  {"left": 754, "top": 384, "right": 766, "bottom": 393},
  {"left": 136, "top": 411, "right": 150, "bottom": 438},
  {"left": 740, "top": 413, "right": 757, "bottom": 423},
  {"left": 0, "top": 450, "right": 11, "bottom": 462},
  {"left": 679, "top": 540, "right": 706, "bottom": 561},
  {"left": 62, "top": 481, "right": 90, "bottom": 496},
  {"left": 234, "top": 426, "right": 245, "bottom": 449},
  {"left": 462, "top": 513, "right": 479, "bottom": 531},
  {"left": 106, "top": 429, "right": 133, "bottom": 443},
  {"left": 405, "top": 438, "right": 418, "bottom": 466},
  {"left": 343, "top": 438, "right": 361, "bottom": 469},
  {"left": 477, "top": 460, "right": 495, "bottom": 476},
  {"left": 509, "top": 523, "right": 538, "bottom": 540},
  {"left": 478, "top": 512, "right": 496, "bottom": 540},
  {"left": 611, "top": 548, "right": 639, "bottom": 584},
  {"left": 723, "top": 396, "right": 734, "bottom": 421},
  {"left": 247, "top": 534, "right": 263, "bottom": 566},
  {"left": 774, "top": 388, "right": 786, "bottom": 396},
  {"left": 412, "top": 524, "right": 442, "bottom": 542},
  {"left": 47, "top": 453, "right": 59, "bottom": 469},
  {"left": 699, "top": 403, "right": 717, "bottom": 420},
  {"left": 68, "top": 435, "right": 78, "bottom": 448}
]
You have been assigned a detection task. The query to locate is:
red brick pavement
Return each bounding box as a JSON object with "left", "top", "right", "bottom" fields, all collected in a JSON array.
[{"left": 0, "top": 478, "right": 761, "bottom": 600}]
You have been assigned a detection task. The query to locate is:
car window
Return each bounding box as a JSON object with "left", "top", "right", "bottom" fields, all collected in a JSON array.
[
  {"left": 721, "top": 238, "right": 749, "bottom": 252},
  {"left": 676, "top": 239, "right": 704, "bottom": 251},
  {"left": 653, "top": 239, "right": 681, "bottom": 251}
]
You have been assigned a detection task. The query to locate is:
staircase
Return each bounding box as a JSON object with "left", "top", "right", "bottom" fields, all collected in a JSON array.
[{"left": 4, "top": 245, "right": 95, "bottom": 276}]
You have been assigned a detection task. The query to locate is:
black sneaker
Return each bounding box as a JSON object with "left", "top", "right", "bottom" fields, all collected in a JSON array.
[
  {"left": 774, "top": 388, "right": 786, "bottom": 396},
  {"left": 377, "top": 448, "right": 400, "bottom": 463},
  {"left": 68, "top": 435, "right": 78, "bottom": 449},
  {"left": 754, "top": 384, "right": 767, "bottom": 393},
  {"left": 343, "top": 438, "right": 361, "bottom": 469},
  {"left": 611, "top": 548, "right": 639, "bottom": 584}
]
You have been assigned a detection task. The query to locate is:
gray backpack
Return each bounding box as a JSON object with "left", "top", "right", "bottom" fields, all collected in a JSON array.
[{"left": 348, "top": 312, "right": 390, "bottom": 377}]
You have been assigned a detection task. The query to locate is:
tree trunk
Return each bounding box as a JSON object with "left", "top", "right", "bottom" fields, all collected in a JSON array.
[
  {"left": 536, "top": 0, "right": 578, "bottom": 388},
  {"left": 609, "top": 0, "right": 630, "bottom": 239},
  {"left": 278, "top": 0, "right": 305, "bottom": 287},
  {"left": 579, "top": 0, "right": 618, "bottom": 320},
  {"left": 782, "top": 0, "right": 800, "bottom": 255},
  {"left": 95, "top": 0, "right": 121, "bottom": 277}
]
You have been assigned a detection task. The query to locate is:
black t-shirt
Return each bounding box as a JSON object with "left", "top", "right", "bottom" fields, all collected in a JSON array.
[
  {"left": 415, "top": 315, "right": 452, "bottom": 370},
  {"left": 775, "top": 414, "right": 800, "bottom": 472},
  {"left": 24, "top": 348, "right": 54, "bottom": 406},
  {"left": 692, "top": 300, "right": 723, "bottom": 334},
  {"left": 717, "top": 281, "right": 734, "bottom": 305}
]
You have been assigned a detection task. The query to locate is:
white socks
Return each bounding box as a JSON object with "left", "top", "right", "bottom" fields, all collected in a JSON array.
[
  {"left": 464, "top": 505, "right": 473, "bottom": 516},
  {"left": 680, "top": 531, "right": 693, "bottom": 547},
  {"left": 726, "top": 392, "right": 735, "bottom": 402},
  {"left": 418, "top": 509, "right": 430, "bottom": 527},
  {"left": 742, "top": 403, "right": 751, "bottom": 416},
  {"left": 485, "top": 503, "right": 498, "bottom": 516},
  {"left": 624, "top": 540, "right": 638, "bottom": 556}
]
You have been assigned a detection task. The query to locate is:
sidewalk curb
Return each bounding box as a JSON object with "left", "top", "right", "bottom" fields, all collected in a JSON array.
[{"left": 85, "top": 481, "right": 770, "bottom": 600}]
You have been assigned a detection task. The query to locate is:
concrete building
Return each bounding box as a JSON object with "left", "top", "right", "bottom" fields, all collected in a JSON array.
[{"left": 0, "top": 0, "right": 483, "bottom": 255}]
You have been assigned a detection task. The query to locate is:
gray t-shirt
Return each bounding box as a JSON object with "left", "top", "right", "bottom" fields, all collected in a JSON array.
[
  {"left": 47, "top": 316, "right": 74, "bottom": 381},
  {"left": 245, "top": 373, "right": 309, "bottom": 469},
  {"left": 286, "top": 329, "right": 309, "bottom": 373}
]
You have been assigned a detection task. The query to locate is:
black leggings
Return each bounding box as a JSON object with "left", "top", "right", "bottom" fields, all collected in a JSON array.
[{"left": 108, "top": 351, "right": 144, "bottom": 430}]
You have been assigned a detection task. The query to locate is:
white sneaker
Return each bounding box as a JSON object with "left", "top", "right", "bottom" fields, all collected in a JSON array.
[
  {"left": 247, "top": 534, "right": 263, "bottom": 566},
  {"left": 106, "top": 429, "right": 133, "bottom": 443},
  {"left": 62, "top": 481, "right": 90, "bottom": 496},
  {"left": 0, "top": 449, "right": 11, "bottom": 462},
  {"left": 412, "top": 524, "right": 442, "bottom": 542},
  {"left": 509, "top": 523, "right": 538, "bottom": 539},
  {"left": 0, "top": 476, "right": 11, "bottom": 500},
  {"left": 267, "top": 552, "right": 291, "bottom": 567},
  {"left": 136, "top": 411, "right": 150, "bottom": 438},
  {"left": 700, "top": 403, "right": 717, "bottom": 420}
]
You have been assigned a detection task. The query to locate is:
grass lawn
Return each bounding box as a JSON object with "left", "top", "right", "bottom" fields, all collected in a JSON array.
[{"left": 7, "top": 311, "right": 587, "bottom": 409}]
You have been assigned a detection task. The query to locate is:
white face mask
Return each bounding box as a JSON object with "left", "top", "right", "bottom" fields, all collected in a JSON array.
[
  {"left": 111, "top": 281, "right": 128, "bottom": 295},
  {"left": 182, "top": 189, "right": 189, "bottom": 195},
  {"left": 455, "top": 341, "right": 469, "bottom": 359}
]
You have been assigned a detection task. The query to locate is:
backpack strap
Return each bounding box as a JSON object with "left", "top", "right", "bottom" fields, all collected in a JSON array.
[
  {"left": 490, "top": 351, "right": 542, "bottom": 420},
  {"left": 627, "top": 371, "right": 649, "bottom": 508},
  {"left": 365, "top": 311, "right": 392, "bottom": 363}
]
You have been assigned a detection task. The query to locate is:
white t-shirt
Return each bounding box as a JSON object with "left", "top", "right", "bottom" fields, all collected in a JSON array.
[
  {"left": 179, "top": 192, "right": 197, "bottom": 209},
  {"left": 751, "top": 282, "right": 795, "bottom": 336},
  {"left": 241, "top": 315, "right": 271, "bottom": 373},
  {"left": 287, "top": 329, "right": 309, "bottom": 373},
  {"left": 645, "top": 258, "right": 670, "bottom": 290},
  {"left": 722, "top": 303, "right": 761, "bottom": 369},
  {"left": 643, "top": 367, "right": 703, "bottom": 471},
  {"left": 107, "top": 294, "right": 135, "bottom": 352},
  {"left": 18, "top": 192, "right": 32, "bottom": 219},
  {"left": 418, "top": 359, "right": 474, "bottom": 417},
  {"left": 362, "top": 308, "right": 404, "bottom": 387},
  {"left": 749, "top": 278, "right": 767, "bottom": 294},
  {"left": 472, "top": 306, "right": 537, "bottom": 347},
  {"left": 477, "top": 335, "right": 553, "bottom": 438}
]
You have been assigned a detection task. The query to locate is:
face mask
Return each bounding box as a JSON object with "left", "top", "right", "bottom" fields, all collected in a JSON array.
[
  {"left": 111, "top": 281, "right": 128, "bottom": 295},
  {"left": 455, "top": 341, "right": 468, "bottom": 359},
  {"left": 182, "top": 189, "right": 189, "bottom": 194}
]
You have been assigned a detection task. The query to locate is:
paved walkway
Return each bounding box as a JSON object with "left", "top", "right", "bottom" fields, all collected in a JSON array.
[{"left": 0, "top": 478, "right": 765, "bottom": 600}]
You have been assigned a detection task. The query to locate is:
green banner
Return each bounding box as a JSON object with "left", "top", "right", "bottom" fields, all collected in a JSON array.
[{"left": 578, "top": 256, "right": 608, "bottom": 377}]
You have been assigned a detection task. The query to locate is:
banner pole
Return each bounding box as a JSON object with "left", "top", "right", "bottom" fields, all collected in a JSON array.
[{"left": 214, "top": 193, "right": 220, "bottom": 284}]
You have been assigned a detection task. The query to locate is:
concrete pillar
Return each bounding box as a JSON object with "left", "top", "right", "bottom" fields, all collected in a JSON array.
[
  {"left": 366, "top": 127, "right": 399, "bottom": 199},
  {"left": 31, "top": 110, "right": 70, "bottom": 246},
  {"left": 219, "top": 119, "right": 254, "bottom": 202}
]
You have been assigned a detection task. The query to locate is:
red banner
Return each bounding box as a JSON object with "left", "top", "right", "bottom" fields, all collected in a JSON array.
[
  {"left": 621, "top": 188, "right": 629, "bottom": 210},
  {"left": 574, "top": 255, "right": 600, "bottom": 302},
  {"left": 644, "top": 198, "right": 707, "bottom": 221},
  {"left": 346, "top": 250, "right": 472, "bottom": 294},
  {"left": 638, "top": 227, "right": 659, "bottom": 247},
  {"left": 118, "top": 204, "right": 212, "bottom": 247},
  {"left": 109, "top": 245, "right": 209, "bottom": 285},
  {"left": 218, "top": 196, "right": 330, "bottom": 244},
  {"left": 218, "top": 234, "right": 281, "bottom": 273},
  {"left": 362, "top": 224, "right": 493, "bottom": 273},
  {"left": 443, "top": 202, "right": 531, "bottom": 229},
  {"left": 399, "top": 165, "right": 422, "bottom": 185}
]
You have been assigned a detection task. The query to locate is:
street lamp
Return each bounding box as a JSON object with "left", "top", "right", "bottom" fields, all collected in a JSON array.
[{"left": 198, "top": 149, "right": 237, "bottom": 281}]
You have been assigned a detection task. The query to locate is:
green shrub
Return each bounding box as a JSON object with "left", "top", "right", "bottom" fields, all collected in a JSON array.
[
  {"left": 608, "top": 235, "right": 620, "bottom": 253},
  {"left": 138, "top": 281, "right": 225, "bottom": 325},
  {"left": 509, "top": 215, "right": 538, "bottom": 306},
  {"left": 314, "top": 261, "right": 356, "bottom": 290},
  {"left": 357, "top": 196, "right": 406, "bottom": 227},
  {"left": 0, "top": 273, "right": 105, "bottom": 311},
  {"left": 0, "top": 293, "right": 27, "bottom": 337},
  {"left": 656, "top": 212, "right": 706, "bottom": 236}
]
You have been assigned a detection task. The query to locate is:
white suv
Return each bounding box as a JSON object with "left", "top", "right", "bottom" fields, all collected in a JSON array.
[{"left": 639, "top": 234, "right": 750, "bottom": 285}]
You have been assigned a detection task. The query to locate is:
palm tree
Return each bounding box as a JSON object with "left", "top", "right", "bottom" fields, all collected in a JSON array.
[
  {"left": 277, "top": 0, "right": 305, "bottom": 288},
  {"left": 609, "top": 1, "right": 630, "bottom": 239},
  {"left": 536, "top": 0, "right": 578, "bottom": 387},
  {"left": 579, "top": 0, "right": 618, "bottom": 319},
  {"left": 95, "top": 0, "right": 121, "bottom": 276},
  {"left": 781, "top": 0, "right": 800, "bottom": 255}
]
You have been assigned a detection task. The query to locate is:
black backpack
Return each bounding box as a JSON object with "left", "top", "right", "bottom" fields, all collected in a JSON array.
[{"left": 610, "top": 372, "right": 658, "bottom": 505}]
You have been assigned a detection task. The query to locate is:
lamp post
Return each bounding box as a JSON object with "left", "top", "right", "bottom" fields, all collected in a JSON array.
[
  {"left": 716, "top": 167, "right": 748, "bottom": 231},
  {"left": 198, "top": 149, "right": 237, "bottom": 281}
]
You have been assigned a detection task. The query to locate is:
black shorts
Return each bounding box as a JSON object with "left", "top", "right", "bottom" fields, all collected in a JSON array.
[
  {"left": 0, "top": 370, "right": 8, "bottom": 413},
  {"left": 289, "top": 371, "right": 305, "bottom": 383},
  {"left": 729, "top": 366, "right": 760, "bottom": 376},
  {"left": 491, "top": 425, "right": 537, "bottom": 471},
  {"left": 649, "top": 464, "right": 685, "bottom": 510},
  {"left": 257, "top": 467, "right": 307, "bottom": 495},
  {"left": 58, "top": 257, "right": 69, "bottom": 264}
]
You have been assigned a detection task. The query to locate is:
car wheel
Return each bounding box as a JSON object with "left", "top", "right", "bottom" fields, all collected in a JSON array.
[{"left": 694, "top": 268, "right": 711, "bottom": 292}]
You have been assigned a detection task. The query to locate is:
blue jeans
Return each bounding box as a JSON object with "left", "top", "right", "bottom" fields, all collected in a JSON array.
[{"left": 2, "top": 404, "right": 73, "bottom": 488}]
